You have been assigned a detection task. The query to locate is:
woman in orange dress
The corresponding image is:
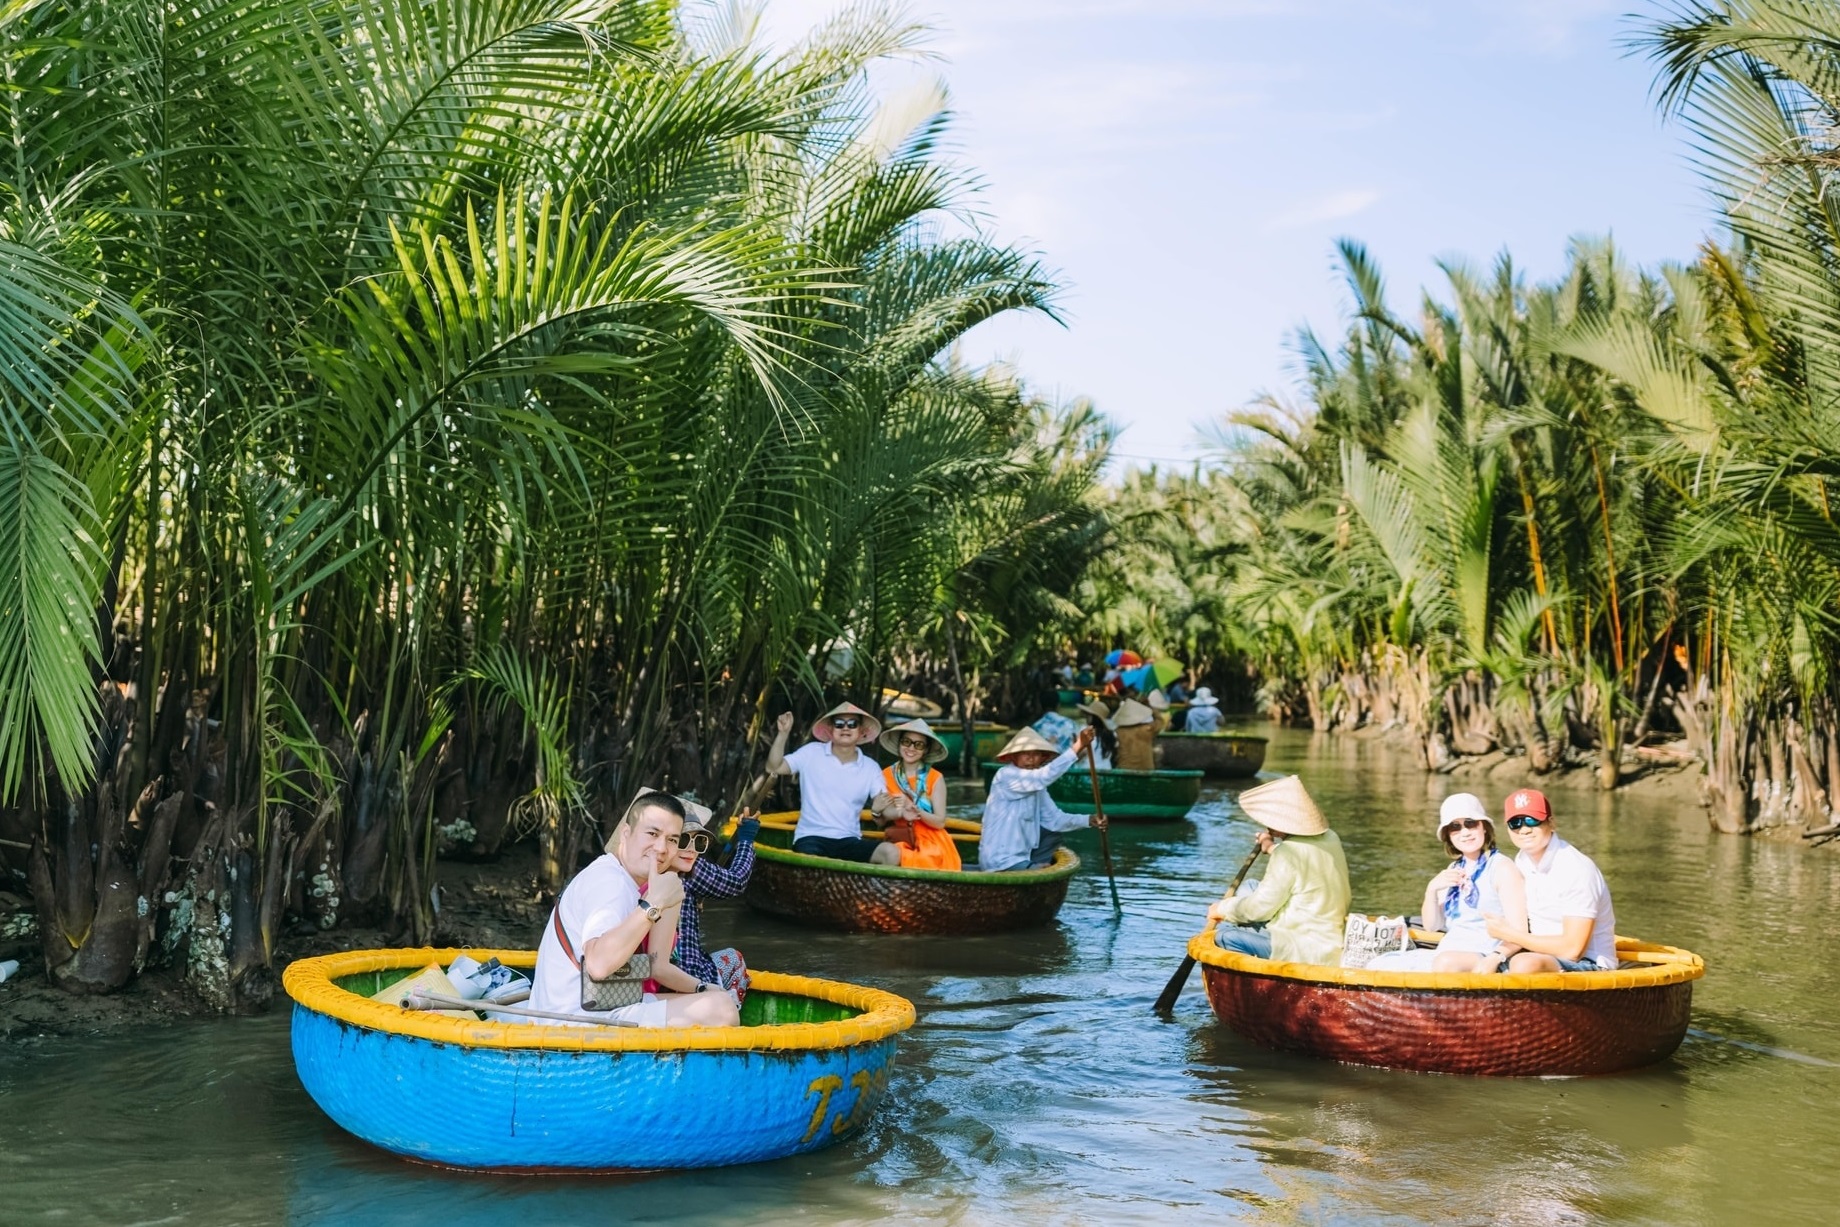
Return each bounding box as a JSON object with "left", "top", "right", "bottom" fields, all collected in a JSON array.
[{"left": 875, "top": 719, "right": 962, "bottom": 871}]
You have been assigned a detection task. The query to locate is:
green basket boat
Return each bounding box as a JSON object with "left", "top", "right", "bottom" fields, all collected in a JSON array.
[
  {"left": 937, "top": 722, "right": 1013, "bottom": 764},
  {"left": 1157, "top": 732, "right": 1267, "bottom": 778},
  {"left": 977, "top": 761, "right": 1203, "bottom": 821},
  {"left": 738, "top": 812, "right": 1078, "bottom": 934}
]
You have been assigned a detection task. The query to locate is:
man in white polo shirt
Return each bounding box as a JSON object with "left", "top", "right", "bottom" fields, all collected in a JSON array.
[
  {"left": 766, "top": 702, "right": 902, "bottom": 864},
  {"left": 1485, "top": 788, "right": 1619, "bottom": 972}
]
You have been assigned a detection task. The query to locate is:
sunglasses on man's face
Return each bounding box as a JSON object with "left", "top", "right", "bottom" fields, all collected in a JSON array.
[
  {"left": 830, "top": 716, "right": 861, "bottom": 730},
  {"left": 675, "top": 830, "right": 713, "bottom": 854},
  {"left": 1506, "top": 815, "right": 1548, "bottom": 832},
  {"left": 1446, "top": 817, "right": 1486, "bottom": 832}
]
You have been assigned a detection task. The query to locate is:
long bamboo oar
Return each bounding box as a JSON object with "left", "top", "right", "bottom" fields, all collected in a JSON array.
[
  {"left": 1083, "top": 741, "right": 1123, "bottom": 916},
  {"left": 1152, "top": 842, "right": 1263, "bottom": 1014},
  {"left": 406, "top": 990, "right": 641, "bottom": 1027}
]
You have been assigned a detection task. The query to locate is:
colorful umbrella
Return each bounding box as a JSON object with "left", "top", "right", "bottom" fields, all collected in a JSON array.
[
  {"left": 1121, "top": 660, "right": 1184, "bottom": 691},
  {"left": 1104, "top": 649, "right": 1143, "bottom": 668}
]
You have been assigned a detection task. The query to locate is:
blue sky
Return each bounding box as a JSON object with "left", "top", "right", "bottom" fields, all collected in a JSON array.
[{"left": 759, "top": 1, "right": 1712, "bottom": 467}]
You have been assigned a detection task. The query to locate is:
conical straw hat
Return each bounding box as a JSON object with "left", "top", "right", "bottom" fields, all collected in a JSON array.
[
  {"left": 1145, "top": 688, "right": 1170, "bottom": 711},
  {"left": 1236, "top": 774, "right": 1327, "bottom": 837},
  {"left": 1112, "top": 698, "right": 1156, "bottom": 728},
  {"left": 811, "top": 701, "right": 881, "bottom": 743},
  {"left": 995, "top": 726, "right": 1062, "bottom": 762},
  {"left": 879, "top": 718, "right": 949, "bottom": 763},
  {"left": 1076, "top": 698, "right": 1112, "bottom": 721}
]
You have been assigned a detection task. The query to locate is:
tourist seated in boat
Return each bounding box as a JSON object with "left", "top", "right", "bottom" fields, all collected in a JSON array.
[
  {"left": 1207, "top": 775, "right": 1350, "bottom": 964},
  {"left": 666, "top": 795, "right": 758, "bottom": 999},
  {"left": 875, "top": 719, "right": 963, "bottom": 872},
  {"left": 1076, "top": 698, "right": 1117, "bottom": 769},
  {"left": 979, "top": 726, "right": 1107, "bottom": 871},
  {"left": 532, "top": 791, "right": 739, "bottom": 1027},
  {"left": 1112, "top": 698, "right": 1160, "bottom": 771},
  {"left": 765, "top": 702, "right": 904, "bottom": 865},
  {"left": 1485, "top": 789, "right": 1619, "bottom": 972},
  {"left": 1183, "top": 687, "right": 1223, "bottom": 734},
  {"left": 1370, "top": 793, "right": 1529, "bottom": 973}
]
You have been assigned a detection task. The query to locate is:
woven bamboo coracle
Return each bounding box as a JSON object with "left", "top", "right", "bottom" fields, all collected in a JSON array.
[{"left": 1188, "top": 927, "right": 1704, "bottom": 1076}]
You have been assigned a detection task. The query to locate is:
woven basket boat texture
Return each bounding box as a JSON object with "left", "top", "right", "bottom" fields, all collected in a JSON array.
[
  {"left": 741, "top": 812, "right": 1078, "bottom": 934},
  {"left": 284, "top": 948, "right": 914, "bottom": 1172},
  {"left": 977, "top": 761, "right": 1203, "bottom": 821},
  {"left": 1190, "top": 928, "right": 1704, "bottom": 1076},
  {"left": 1157, "top": 732, "right": 1268, "bottom": 778}
]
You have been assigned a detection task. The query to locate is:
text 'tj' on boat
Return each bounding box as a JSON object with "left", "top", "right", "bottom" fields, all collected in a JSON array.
[
  {"left": 283, "top": 948, "right": 914, "bottom": 1171},
  {"left": 1187, "top": 925, "right": 1704, "bottom": 1076},
  {"left": 737, "top": 812, "right": 1079, "bottom": 935}
]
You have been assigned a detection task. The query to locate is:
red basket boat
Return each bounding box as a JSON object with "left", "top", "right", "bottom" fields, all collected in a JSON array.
[{"left": 1189, "top": 925, "right": 1704, "bottom": 1076}]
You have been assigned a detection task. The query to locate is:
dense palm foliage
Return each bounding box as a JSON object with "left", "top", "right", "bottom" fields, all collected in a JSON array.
[
  {"left": 0, "top": 0, "right": 1107, "bottom": 1004},
  {"left": 1085, "top": 0, "right": 1840, "bottom": 840}
]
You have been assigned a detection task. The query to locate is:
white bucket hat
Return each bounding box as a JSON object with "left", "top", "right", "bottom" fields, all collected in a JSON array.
[
  {"left": 1436, "top": 792, "right": 1492, "bottom": 836},
  {"left": 1236, "top": 774, "right": 1328, "bottom": 837},
  {"left": 1190, "top": 686, "right": 1219, "bottom": 707}
]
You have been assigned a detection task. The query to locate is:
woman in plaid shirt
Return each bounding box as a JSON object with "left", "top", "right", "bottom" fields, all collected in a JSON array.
[{"left": 667, "top": 805, "right": 760, "bottom": 987}]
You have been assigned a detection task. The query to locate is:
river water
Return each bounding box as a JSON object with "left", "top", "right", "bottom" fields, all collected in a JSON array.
[{"left": 5, "top": 728, "right": 1839, "bottom": 1225}]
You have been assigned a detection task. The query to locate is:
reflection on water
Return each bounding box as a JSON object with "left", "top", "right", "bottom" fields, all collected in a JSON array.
[{"left": 4, "top": 728, "right": 1839, "bottom": 1224}]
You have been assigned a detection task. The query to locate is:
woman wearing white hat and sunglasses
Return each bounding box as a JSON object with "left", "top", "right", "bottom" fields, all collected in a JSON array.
[{"left": 1413, "top": 793, "right": 1528, "bottom": 974}]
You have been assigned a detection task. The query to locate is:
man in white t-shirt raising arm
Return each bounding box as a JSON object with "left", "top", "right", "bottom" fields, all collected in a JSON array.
[
  {"left": 1485, "top": 788, "right": 1620, "bottom": 973},
  {"left": 767, "top": 702, "right": 904, "bottom": 865},
  {"left": 531, "top": 791, "right": 740, "bottom": 1027}
]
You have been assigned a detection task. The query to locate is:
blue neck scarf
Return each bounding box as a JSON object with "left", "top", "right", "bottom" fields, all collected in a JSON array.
[{"left": 1442, "top": 850, "right": 1492, "bottom": 921}]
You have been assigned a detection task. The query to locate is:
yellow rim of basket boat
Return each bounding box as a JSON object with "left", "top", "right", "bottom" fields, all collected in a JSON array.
[
  {"left": 283, "top": 948, "right": 915, "bottom": 1053},
  {"left": 1188, "top": 925, "right": 1704, "bottom": 993}
]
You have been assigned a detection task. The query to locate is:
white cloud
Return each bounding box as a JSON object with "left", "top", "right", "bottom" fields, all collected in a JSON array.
[{"left": 1266, "top": 187, "right": 1381, "bottom": 231}]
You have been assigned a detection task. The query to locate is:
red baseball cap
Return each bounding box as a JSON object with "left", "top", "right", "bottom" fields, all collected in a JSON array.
[{"left": 1504, "top": 788, "right": 1551, "bottom": 821}]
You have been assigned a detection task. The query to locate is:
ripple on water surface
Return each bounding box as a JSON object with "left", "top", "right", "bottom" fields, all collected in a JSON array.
[{"left": 3, "top": 727, "right": 1839, "bottom": 1224}]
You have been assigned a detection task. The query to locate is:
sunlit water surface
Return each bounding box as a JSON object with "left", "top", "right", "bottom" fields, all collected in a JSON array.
[{"left": 4, "top": 728, "right": 1837, "bottom": 1224}]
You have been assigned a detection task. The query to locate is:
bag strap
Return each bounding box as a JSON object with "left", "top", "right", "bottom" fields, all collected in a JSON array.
[{"left": 552, "top": 907, "right": 580, "bottom": 970}]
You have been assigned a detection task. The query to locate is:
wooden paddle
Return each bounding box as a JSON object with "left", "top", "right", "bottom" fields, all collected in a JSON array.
[
  {"left": 406, "top": 989, "right": 642, "bottom": 1027},
  {"left": 1152, "top": 842, "right": 1263, "bottom": 1013},
  {"left": 1082, "top": 740, "right": 1123, "bottom": 916}
]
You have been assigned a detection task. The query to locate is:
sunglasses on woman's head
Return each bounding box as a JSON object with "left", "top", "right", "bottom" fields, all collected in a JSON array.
[
  {"left": 1446, "top": 817, "right": 1486, "bottom": 831},
  {"left": 830, "top": 716, "right": 860, "bottom": 729},
  {"left": 898, "top": 737, "right": 928, "bottom": 749},
  {"left": 675, "top": 830, "right": 713, "bottom": 853},
  {"left": 1506, "top": 816, "right": 1548, "bottom": 832}
]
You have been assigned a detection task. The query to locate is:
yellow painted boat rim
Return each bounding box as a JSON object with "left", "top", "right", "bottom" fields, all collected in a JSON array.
[
  {"left": 283, "top": 948, "right": 916, "bottom": 1053},
  {"left": 1187, "top": 925, "right": 1705, "bottom": 992}
]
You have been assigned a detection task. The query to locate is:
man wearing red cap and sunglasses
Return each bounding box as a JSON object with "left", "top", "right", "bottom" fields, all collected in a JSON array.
[{"left": 1485, "top": 789, "right": 1619, "bottom": 973}]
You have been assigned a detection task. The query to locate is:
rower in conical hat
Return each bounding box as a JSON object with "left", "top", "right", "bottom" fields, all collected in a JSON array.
[
  {"left": 1206, "top": 775, "right": 1350, "bottom": 966},
  {"left": 1112, "top": 697, "right": 1161, "bottom": 771},
  {"left": 979, "top": 724, "right": 1108, "bottom": 872}
]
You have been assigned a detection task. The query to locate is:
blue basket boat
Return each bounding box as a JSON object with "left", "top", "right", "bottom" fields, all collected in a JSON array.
[{"left": 283, "top": 947, "right": 915, "bottom": 1173}]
